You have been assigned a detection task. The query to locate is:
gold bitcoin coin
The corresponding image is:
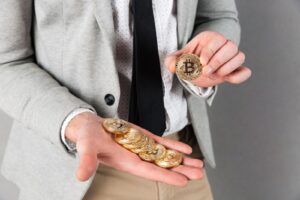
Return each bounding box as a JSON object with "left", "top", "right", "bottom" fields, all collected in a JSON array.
[
  {"left": 130, "top": 147, "right": 145, "bottom": 154},
  {"left": 102, "top": 118, "right": 183, "bottom": 169},
  {"left": 175, "top": 54, "right": 202, "bottom": 81},
  {"left": 155, "top": 150, "right": 183, "bottom": 168},
  {"left": 139, "top": 137, "right": 157, "bottom": 153},
  {"left": 114, "top": 128, "right": 143, "bottom": 145},
  {"left": 102, "top": 118, "right": 130, "bottom": 135},
  {"left": 129, "top": 137, "right": 156, "bottom": 154},
  {"left": 139, "top": 144, "right": 167, "bottom": 162},
  {"left": 123, "top": 134, "right": 148, "bottom": 149}
]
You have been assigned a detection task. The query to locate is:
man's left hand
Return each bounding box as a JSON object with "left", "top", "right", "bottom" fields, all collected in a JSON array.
[{"left": 165, "top": 31, "right": 252, "bottom": 88}]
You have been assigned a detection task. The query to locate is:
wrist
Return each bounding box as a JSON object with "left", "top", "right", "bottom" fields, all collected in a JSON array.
[{"left": 65, "top": 112, "right": 99, "bottom": 143}]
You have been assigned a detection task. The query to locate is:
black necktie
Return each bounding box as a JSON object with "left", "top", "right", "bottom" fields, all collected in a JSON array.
[{"left": 128, "top": 0, "right": 166, "bottom": 136}]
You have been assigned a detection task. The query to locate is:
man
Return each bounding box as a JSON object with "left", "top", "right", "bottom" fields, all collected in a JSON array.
[{"left": 0, "top": 0, "right": 251, "bottom": 199}]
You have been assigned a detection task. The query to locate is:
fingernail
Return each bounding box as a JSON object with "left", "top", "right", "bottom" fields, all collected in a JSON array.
[
  {"left": 169, "top": 66, "right": 176, "bottom": 73},
  {"left": 164, "top": 58, "right": 175, "bottom": 73},
  {"left": 203, "top": 66, "right": 213, "bottom": 75}
]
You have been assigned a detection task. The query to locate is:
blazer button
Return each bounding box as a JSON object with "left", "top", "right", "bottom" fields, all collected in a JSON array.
[{"left": 104, "top": 94, "right": 115, "bottom": 106}]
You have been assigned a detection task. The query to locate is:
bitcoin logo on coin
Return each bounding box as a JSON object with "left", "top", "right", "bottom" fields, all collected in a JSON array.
[
  {"left": 139, "top": 144, "right": 167, "bottom": 162},
  {"left": 176, "top": 54, "right": 202, "bottom": 81},
  {"left": 102, "top": 118, "right": 183, "bottom": 168},
  {"left": 155, "top": 150, "right": 183, "bottom": 168},
  {"left": 114, "top": 128, "right": 143, "bottom": 145},
  {"left": 102, "top": 118, "right": 130, "bottom": 135}
]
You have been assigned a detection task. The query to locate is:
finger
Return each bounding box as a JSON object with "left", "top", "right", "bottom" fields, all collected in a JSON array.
[
  {"left": 128, "top": 160, "right": 188, "bottom": 187},
  {"left": 165, "top": 49, "right": 185, "bottom": 73},
  {"left": 156, "top": 137, "right": 193, "bottom": 155},
  {"left": 76, "top": 142, "right": 99, "bottom": 182},
  {"left": 183, "top": 157, "right": 204, "bottom": 168},
  {"left": 183, "top": 36, "right": 204, "bottom": 56},
  {"left": 225, "top": 66, "right": 252, "bottom": 84},
  {"left": 98, "top": 143, "right": 188, "bottom": 186},
  {"left": 129, "top": 123, "right": 193, "bottom": 155},
  {"left": 184, "top": 36, "right": 202, "bottom": 53},
  {"left": 171, "top": 165, "right": 204, "bottom": 180},
  {"left": 216, "top": 51, "right": 246, "bottom": 77},
  {"left": 165, "top": 35, "right": 210, "bottom": 73},
  {"left": 194, "top": 42, "right": 204, "bottom": 56},
  {"left": 190, "top": 73, "right": 225, "bottom": 88},
  {"left": 206, "top": 41, "right": 239, "bottom": 75},
  {"left": 200, "top": 36, "right": 227, "bottom": 67}
]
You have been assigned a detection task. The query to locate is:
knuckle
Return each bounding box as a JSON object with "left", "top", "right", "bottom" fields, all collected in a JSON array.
[
  {"left": 233, "top": 45, "right": 239, "bottom": 53},
  {"left": 208, "top": 47, "right": 215, "bottom": 56},
  {"left": 227, "top": 39, "right": 237, "bottom": 46},
  {"left": 201, "top": 49, "right": 212, "bottom": 59},
  {"left": 217, "top": 71, "right": 227, "bottom": 78},
  {"left": 204, "top": 46, "right": 214, "bottom": 57},
  {"left": 220, "top": 37, "right": 228, "bottom": 45},
  {"left": 226, "top": 39, "right": 234, "bottom": 46},
  {"left": 216, "top": 34, "right": 227, "bottom": 44},
  {"left": 196, "top": 43, "right": 204, "bottom": 52},
  {"left": 215, "top": 70, "right": 224, "bottom": 77},
  {"left": 227, "top": 41, "right": 238, "bottom": 52},
  {"left": 212, "top": 57, "right": 223, "bottom": 67}
]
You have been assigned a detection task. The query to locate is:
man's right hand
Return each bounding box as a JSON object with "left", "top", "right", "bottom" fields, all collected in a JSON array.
[{"left": 65, "top": 112, "right": 204, "bottom": 187}]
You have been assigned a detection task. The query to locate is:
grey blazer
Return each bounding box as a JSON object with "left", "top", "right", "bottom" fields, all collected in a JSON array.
[{"left": 0, "top": 0, "right": 240, "bottom": 199}]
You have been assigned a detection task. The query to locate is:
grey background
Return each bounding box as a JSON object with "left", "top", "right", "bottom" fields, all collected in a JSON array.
[{"left": 1, "top": 0, "right": 300, "bottom": 199}]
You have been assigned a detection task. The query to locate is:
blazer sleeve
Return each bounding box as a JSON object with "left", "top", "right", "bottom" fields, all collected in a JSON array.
[
  {"left": 0, "top": 0, "right": 96, "bottom": 150},
  {"left": 193, "top": 0, "right": 241, "bottom": 45},
  {"left": 184, "top": 0, "right": 241, "bottom": 105}
]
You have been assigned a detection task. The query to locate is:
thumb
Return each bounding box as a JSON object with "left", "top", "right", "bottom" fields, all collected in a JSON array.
[
  {"left": 76, "top": 142, "right": 99, "bottom": 182},
  {"left": 164, "top": 49, "right": 185, "bottom": 73}
]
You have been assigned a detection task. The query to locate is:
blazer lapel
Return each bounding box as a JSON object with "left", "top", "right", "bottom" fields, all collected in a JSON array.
[
  {"left": 92, "top": 0, "right": 115, "bottom": 43},
  {"left": 177, "top": 0, "right": 199, "bottom": 48}
]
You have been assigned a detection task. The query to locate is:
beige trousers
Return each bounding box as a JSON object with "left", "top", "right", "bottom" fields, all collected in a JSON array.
[{"left": 83, "top": 126, "right": 214, "bottom": 200}]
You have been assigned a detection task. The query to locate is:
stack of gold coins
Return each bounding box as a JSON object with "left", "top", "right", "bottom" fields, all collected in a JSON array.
[{"left": 102, "top": 118, "right": 183, "bottom": 168}]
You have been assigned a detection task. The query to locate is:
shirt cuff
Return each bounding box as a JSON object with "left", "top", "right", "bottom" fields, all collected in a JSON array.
[
  {"left": 60, "top": 108, "right": 96, "bottom": 152},
  {"left": 181, "top": 79, "right": 214, "bottom": 98}
]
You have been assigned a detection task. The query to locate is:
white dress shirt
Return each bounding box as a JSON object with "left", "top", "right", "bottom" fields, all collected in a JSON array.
[{"left": 61, "top": 0, "right": 214, "bottom": 151}]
